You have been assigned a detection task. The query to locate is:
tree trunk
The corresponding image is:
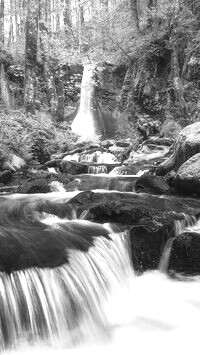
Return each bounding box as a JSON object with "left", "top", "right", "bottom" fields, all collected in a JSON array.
[
  {"left": 170, "top": 0, "right": 188, "bottom": 118},
  {"left": 0, "top": 0, "right": 4, "bottom": 44},
  {"left": 130, "top": 0, "right": 140, "bottom": 32},
  {"left": 56, "top": 78, "right": 65, "bottom": 122},
  {"left": 0, "top": 64, "right": 12, "bottom": 109},
  {"left": 24, "top": 0, "right": 38, "bottom": 114}
]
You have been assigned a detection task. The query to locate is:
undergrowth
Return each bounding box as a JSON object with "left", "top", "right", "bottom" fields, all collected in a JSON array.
[{"left": 0, "top": 110, "right": 78, "bottom": 163}]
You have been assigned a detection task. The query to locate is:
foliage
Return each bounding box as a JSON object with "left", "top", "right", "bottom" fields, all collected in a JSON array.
[{"left": 0, "top": 110, "right": 77, "bottom": 163}]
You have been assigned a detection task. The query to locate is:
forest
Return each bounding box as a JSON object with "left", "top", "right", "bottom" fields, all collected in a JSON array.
[
  {"left": 1, "top": 1, "right": 200, "bottom": 351},
  {"left": 0, "top": 0, "right": 200, "bottom": 166}
]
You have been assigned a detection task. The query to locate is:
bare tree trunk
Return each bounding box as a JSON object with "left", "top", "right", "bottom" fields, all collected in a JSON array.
[
  {"left": 130, "top": 0, "right": 140, "bottom": 32},
  {"left": 63, "top": 0, "right": 72, "bottom": 35},
  {"left": 8, "top": 0, "right": 14, "bottom": 45},
  {"left": 170, "top": 0, "right": 188, "bottom": 118},
  {"left": 0, "top": 64, "right": 12, "bottom": 109},
  {"left": 78, "top": 0, "right": 84, "bottom": 53},
  {"left": 0, "top": 0, "right": 4, "bottom": 44},
  {"left": 24, "top": 0, "right": 38, "bottom": 114}
]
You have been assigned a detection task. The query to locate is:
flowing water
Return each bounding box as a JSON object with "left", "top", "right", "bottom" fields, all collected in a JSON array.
[
  {"left": 71, "top": 64, "right": 105, "bottom": 140},
  {"left": 1, "top": 193, "right": 200, "bottom": 354}
]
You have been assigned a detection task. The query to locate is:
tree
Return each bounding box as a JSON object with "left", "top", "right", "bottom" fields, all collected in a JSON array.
[
  {"left": 130, "top": 0, "right": 140, "bottom": 32},
  {"left": 24, "top": 0, "right": 39, "bottom": 113},
  {"left": 0, "top": 0, "right": 4, "bottom": 44}
]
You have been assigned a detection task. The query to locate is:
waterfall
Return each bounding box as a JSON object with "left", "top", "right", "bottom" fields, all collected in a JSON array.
[
  {"left": 159, "top": 214, "right": 197, "bottom": 273},
  {"left": 0, "top": 196, "right": 133, "bottom": 350},
  {"left": 71, "top": 64, "right": 105, "bottom": 141}
]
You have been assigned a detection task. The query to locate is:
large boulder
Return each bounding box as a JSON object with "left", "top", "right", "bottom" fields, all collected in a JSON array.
[
  {"left": 174, "top": 153, "right": 200, "bottom": 195},
  {"left": 156, "top": 122, "right": 200, "bottom": 176},
  {"left": 168, "top": 232, "right": 200, "bottom": 275},
  {"left": 135, "top": 174, "right": 170, "bottom": 195}
]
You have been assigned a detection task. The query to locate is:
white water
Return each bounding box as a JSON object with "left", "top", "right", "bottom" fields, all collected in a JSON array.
[
  {"left": 5, "top": 270, "right": 200, "bottom": 355},
  {"left": 159, "top": 214, "right": 197, "bottom": 273},
  {"left": 71, "top": 64, "right": 104, "bottom": 141},
  {"left": 88, "top": 166, "right": 108, "bottom": 174},
  {"left": 2, "top": 193, "right": 200, "bottom": 355}
]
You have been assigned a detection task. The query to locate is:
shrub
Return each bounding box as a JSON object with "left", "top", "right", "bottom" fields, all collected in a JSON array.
[{"left": 0, "top": 110, "right": 77, "bottom": 163}]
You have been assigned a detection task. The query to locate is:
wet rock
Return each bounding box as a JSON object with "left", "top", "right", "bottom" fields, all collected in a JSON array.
[
  {"left": 0, "top": 196, "right": 109, "bottom": 272},
  {"left": 67, "top": 190, "right": 200, "bottom": 218},
  {"left": 116, "top": 138, "right": 132, "bottom": 147},
  {"left": 156, "top": 122, "right": 200, "bottom": 176},
  {"left": 101, "top": 139, "right": 116, "bottom": 148},
  {"left": 135, "top": 174, "right": 170, "bottom": 195},
  {"left": 130, "top": 216, "right": 175, "bottom": 272},
  {"left": 124, "top": 144, "right": 169, "bottom": 166},
  {"left": 164, "top": 170, "right": 176, "bottom": 187},
  {"left": 59, "top": 160, "right": 88, "bottom": 175},
  {"left": 18, "top": 179, "right": 51, "bottom": 194},
  {"left": 0, "top": 170, "right": 13, "bottom": 184},
  {"left": 174, "top": 153, "right": 200, "bottom": 195},
  {"left": 65, "top": 175, "right": 137, "bottom": 192},
  {"left": 145, "top": 137, "right": 174, "bottom": 147},
  {"left": 43, "top": 159, "right": 62, "bottom": 168},
  {"left": 108, "top": 145, "right": 127, "bottom": 162},
  {"left": 168, "top": 232, "right": 200, "bottom": 275}
]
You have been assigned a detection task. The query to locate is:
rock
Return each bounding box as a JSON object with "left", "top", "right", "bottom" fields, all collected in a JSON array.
[
  {"left": 108, "top": 145, "right": 127, "bottom": 162},
  {"left": 124, "top": 144, "right": 169, "bottom": 166},
  {"left": 65, "top": 175, "right": 137, "bottom": 192},
  {"left": 130, "top": 216, "right": 175, "bottom": 272},
  {"left": 135, "top": 174, "right": 170, "bottom": 195},
  {"left": 18, "top": 179, "right": 51, "bottom": 194},
  {"left": 0, "top": 196, "right": 109, "bottom": 272},
  {"left": 0, "top": 170, "right": 13, "bottom": 184},
  {"left": 59, "top": 160, "right": 88, "bottom": 174},
  {"left": 116, "top": 138, "right": 132, "bottom": 147},
  {"left": 101, "top": 139, "right": 116, "bottom": 148},
  {"left": 43, "top": 159, "right": 62, "bottom": 168},
  {"left": 67, "top": 190, "right": 200, "bottom": 219},
  {"left": 156, "top": 122, "right": 200, "bottom": 176},
  {"left": 168, "top": 232, "right": 200, "bottom": 275},
  {"left": 164, "top": 170, "right": 176, "bottom": 187},
  {"left": 145, "top": 137, "right": 174, "bottom": 147},
  {"left": 174, "top": 153, "right": 200, "bottom": 195}
]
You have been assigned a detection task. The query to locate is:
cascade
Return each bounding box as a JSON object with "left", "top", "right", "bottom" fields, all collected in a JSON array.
[
  {"left": 79, "top": 153, "right": 97, "bottom": 163},
  {"left": 71, "top": 64, "right": 105, "bottom": 141},
  {"left": 1, "top": 193, "right": 200, "bottom": 354},
  {"left": 0, "top": 196, "right": 132, "bottom": 350},
  {"left": 88, "top": 165, "right": 108, "bottom": 174},
  {"left": 159, "top": 214, "right": 197, "bottom": 273}
]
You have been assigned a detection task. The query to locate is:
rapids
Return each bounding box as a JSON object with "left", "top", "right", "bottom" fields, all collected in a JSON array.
[{"left": 1, "top": 191, "right": 200, "bottom": 354}]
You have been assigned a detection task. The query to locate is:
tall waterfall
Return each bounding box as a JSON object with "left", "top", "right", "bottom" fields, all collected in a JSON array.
[{"left": 71, "top": 64, "right": 105, "bottom": 141}]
